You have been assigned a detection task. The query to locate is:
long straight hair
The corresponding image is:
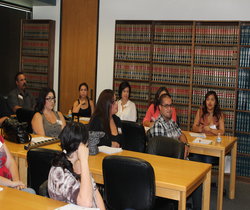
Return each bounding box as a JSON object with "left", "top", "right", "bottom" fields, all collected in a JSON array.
[
  {"left": 202, "top": 91, "right": 222, "bottom": 121},
  {"left": 89, "top": 89, "right": 114, "bottom": 135}
]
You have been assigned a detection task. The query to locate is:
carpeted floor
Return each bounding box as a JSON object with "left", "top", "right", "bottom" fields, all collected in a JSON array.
[{"left": 210, "top": 178, "right": 250, "bottom": 210}]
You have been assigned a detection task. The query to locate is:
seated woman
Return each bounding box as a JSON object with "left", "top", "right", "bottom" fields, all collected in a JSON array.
[
  {"left": 192, "top": 90, "right": 225, "bottom": 136},
  {"left": 89, "top": 89, "right": 124, "bottom": 148},
  {"left": 48, "top": 122, "right": 105, "bottom": 209},
  {"left": 116, "top": 81, "right": 137, "bottom": 122},
  {"left": 191, "top": 90, "right": 224, "bottom": 164},
  {"left": 72, "top": 83, "right": 94, "bottom": 118},
  {"left": 31, "top": 87, "right": 66, "bottom": 138},
  {"left": 143, "top": 87, "right": 177, "bottom": 127},
  {"left": 0, "top": 135, "right": 35, "bottom": 193}
]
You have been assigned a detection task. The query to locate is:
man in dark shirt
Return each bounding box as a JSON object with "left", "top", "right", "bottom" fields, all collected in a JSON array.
[{"left": 7, "top": 72, "right": 35, "bottom": 113}]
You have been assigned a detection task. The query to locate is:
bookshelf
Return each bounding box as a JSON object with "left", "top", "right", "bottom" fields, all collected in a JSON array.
[
  {"left": 19, "top": 19, "right": 55, "bottom": 99},
  {"left": 113, "top": 20, "right": 250, "bottom": 179}
]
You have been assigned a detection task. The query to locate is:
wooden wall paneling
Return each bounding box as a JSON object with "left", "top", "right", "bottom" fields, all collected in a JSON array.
[{"left": 59, "top": 0, "right": 99, "bottom": 114}]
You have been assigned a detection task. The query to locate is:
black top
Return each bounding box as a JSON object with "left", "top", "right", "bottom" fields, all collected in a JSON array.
[
  {"left": 77, "top": 98, "right": 91, "bottom": 117},
  {"left": 88, "top": 115, "right": 124, "bottom": 147}
]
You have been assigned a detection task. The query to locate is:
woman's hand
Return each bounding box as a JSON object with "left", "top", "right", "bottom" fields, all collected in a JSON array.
[
  {"left": 203, "top": 126, "right": 211, "bottom": 132},
  {"left": 11, "top": 180, "right": 25, "bottom": 189},
  {"left": 78, "top": 143, "right": 89, "bottom": 163},
  {"left": 111, "top": 141, "right": 120, "bottom": 148}
]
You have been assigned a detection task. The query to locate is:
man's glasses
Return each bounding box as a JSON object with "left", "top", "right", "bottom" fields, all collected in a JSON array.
[
  {"left": 161, "top": 104, "right": 173, "bottom": 109},
  {"left": 46, "top": 97, "right": 56, "bottom": 102}
]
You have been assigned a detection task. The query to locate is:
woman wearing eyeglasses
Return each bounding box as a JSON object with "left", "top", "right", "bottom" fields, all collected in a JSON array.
[
  {"left": 32, "top": 87, "right": 66, "bottom": 137},
  {"left": 89, "top": 89, "right": 124, "bottom": 148}
]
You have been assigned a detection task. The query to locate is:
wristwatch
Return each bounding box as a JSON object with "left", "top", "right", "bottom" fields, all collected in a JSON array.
[{"left": 184, "top": 142, "right": 190, "bottom": 147}]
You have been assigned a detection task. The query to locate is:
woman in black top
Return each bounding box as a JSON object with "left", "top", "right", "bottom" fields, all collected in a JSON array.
[
  {"left": 72, "top": 83, "right": 94, "bottom": 117},
  {"left": 89, "top": 89, "right": 124, "bottom": 148}
]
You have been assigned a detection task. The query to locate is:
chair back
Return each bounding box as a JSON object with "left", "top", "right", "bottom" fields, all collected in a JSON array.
[
  {"left": 121, "top": 120, "right": 147, "bottom": 153},
  {"left": 27, "top": 148, "right": 59, "bottom": 194},
  {"left": 103, "top": 155, "right": 155, "bottom": 210},
  {"left": 147, "top": 136, "right": 185, "bottom": 159}
]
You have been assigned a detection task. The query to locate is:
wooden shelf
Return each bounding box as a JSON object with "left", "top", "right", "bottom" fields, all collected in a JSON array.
[
  {"left": 153, "top": 61, "right": 191, "bottom": 66},
  {"left": 193, "top": 63, "right": 237, "bottom": 68},
  {"left": 115, "top": 40, "right": 151, "bottom": 44},
  {"left": 235, "top": 131, "right": 250, "bottom": 135},
  {"left": 236, "top": 109, "right": 250, "bottom": 113},
  {"left": 115, "top": 59, "right": 150, "bottom": 63},
  {"left": 194, "top": 43, "right": 238, "bottom": 47},
  {"left": 192, "top": 84, "right": 236, "bottom": 90},
  {"left": 237, "top": 153, "right": 250, "bottom": 157},
  {"left": 114, "top": 77, "right": 150, "bottom": 83},
  {"left": 151, "top": 81, "right": 190, "bottom": 86},
  {"left": 154, "top": 42, "right": 192, "bottom": 45}
]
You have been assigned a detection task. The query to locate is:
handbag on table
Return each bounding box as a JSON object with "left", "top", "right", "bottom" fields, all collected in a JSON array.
[{"left": 1, "top": 118, "right": 31, "bottom": 144}]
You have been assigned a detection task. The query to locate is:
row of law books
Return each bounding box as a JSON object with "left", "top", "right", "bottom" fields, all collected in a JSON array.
[
  {"left": 193, "top": 66, "right": 236, "bottom": 87},
  {"left": 154, "top": 24, "right": 193, "bottom": 43},
  {"left": 115, "top": 24, "right": 151, "bottom": 42},
  {"left": 23, "top": 23, "right": 50, "bottom": 39},
  {"left": 223, "top": 111, "right": 235, "bottom": 130},
  {"left": 236, "top": 112, "right": 250, "bottom": 132},
  {"left": 194, "top": 46, "right": 238, "bottom": 66},
  {"left": 153, "top": 45, "right": 192, "bottom": 64},
  {"left": 152, "top": 64, "right": 190, "bottom": 84},
  {"left": 236, "top": 155, "right": 250, "bottom": 177},
  {"left": 21, "top": 56, "right": 49, "bottom": 73},
  {"left": 135, "top": 101, "right": 149, "bottom": 122},
  {"left": 236, "top": 134, "right": 250, "bottom": 154},
  {"left": 239, "top": 48, "right": 250, "bottom": 67},
  {"left": 150, "top": 84, "right": 190, "bottom": 104},
  {"left": 114, "top": 61, "right": 150, "bottom": 81},
  {"left": 237, "top": 91, "right": 250, "bottom": 111},
  {"left": 192, "top": 87, "right": 235, "bottom": 109},
  {"left": 240, "top": 25, "right": 250, "bottom": 45},
  {"left": 175, "top": 105, "right": 189, "bottom": 125},
  {"left": 22, "top": 40, "right": 49, "bottom": 56},
  {"left": 115, "top": 43, "right": 151, "bottom": 61},
  {"left": 113, "top": 80, "right": 149, "bottom": 101},
  {"left": 195, "top": 25, "right": 239, "bottom": 45},
  {"left": 25, "top": 73, "right": 48, "bottom": 89},
  {"left": 238, "top": 69, "right": 250, "bottom": 89}
]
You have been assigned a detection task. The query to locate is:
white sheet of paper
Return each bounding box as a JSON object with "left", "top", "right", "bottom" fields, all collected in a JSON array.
[
  {"left": 98, "top": 146, "right": 122, "bottom": 154},
  {"left": 79, "top": 117, "right": 90, "bottom": 122},
  {"left": 55, "top": 203, "right": 99, "bottom": 210},
  {"left": 189, "top": 132, "right": 206, "bottom": 138},
  {"left": 193, "top": 138, "right": 213, "bottom": 145}
]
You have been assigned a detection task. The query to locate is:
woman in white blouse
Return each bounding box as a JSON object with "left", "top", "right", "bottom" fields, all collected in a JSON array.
[{"left": 116, "top": 81, "right": 137, "bottom": 122}]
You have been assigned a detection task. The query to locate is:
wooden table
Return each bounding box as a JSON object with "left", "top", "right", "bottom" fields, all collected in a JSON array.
[
  {"left": 0, "top": 185, "right": 65, "bottom": 210},
  {"left": 183, "top": 131, "right": 237, "bottom": 210},
  {"left": 5, "top": 141, "right": 211, "bottom": 210}
]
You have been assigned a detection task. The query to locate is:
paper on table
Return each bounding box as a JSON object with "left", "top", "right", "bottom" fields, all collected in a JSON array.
[
  {"left": 189, "top": 132, "right": 206, "bottom": 138},
  {"left": 79, "top": 117, "right": 90, "bottom": 122},
  {"left": 193, "top": 138, "right": 213, "bottom": 145},
  {"left": 98, "top": 146, "right": 122, "bottom": 154},
  {"left": 0, "top": 187, "right": 3, "bottom": 191},
  {"left": 55, "top": 204, "right": 99, "bottom": 210},
  {"left": 31, "top": 137, "right": 53, "bottom": 143}
]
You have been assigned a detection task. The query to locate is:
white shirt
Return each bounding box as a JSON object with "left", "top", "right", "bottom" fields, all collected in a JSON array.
[{"left": 116, "top": 99, "right": 137, "bottom": 122}]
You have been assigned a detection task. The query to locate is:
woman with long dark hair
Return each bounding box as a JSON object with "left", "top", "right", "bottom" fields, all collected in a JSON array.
[
  {"left": 31, "top": 87, "right": 66, "bottom": 137},
  {"left": 72, "top": 82, "right": 94, "bottom": 117},
  {"left": 192, "top": 90, "right": 225, "bottom": 135},
  {"left": 116, "top": 81, "right": 137, "bottom": 122},
  {"left": 89, "top": 89, "right": 124, "bottom": 148},
  {"left": 143, "top": 86, "right": 177, "bottom": 127},
  {"left": 48, "top": 122, "right": 105, "bottom": 209}
]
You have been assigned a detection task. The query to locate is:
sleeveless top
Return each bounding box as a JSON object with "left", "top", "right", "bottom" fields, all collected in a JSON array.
[
  {"left": 42, "top": 111, "right": 62, "bottom": 138},
  {"left": 0, "top": 136, "right": 12, "bottom": 179},
  {"left": 77, "top": 98, "right": 91, "bottom": 117}
]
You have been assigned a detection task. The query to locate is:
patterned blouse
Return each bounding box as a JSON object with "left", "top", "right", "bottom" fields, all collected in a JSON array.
[
  {"left": 0, "top": 136, "right": 12, "bottom": 179},
  {"left": 48, "top": 166, "right": 98, "bottom": 207}
]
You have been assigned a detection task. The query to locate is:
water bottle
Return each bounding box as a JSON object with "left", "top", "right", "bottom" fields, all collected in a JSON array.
[{"left": 216, "top": 133, "right": 222, "bottom": 143}]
